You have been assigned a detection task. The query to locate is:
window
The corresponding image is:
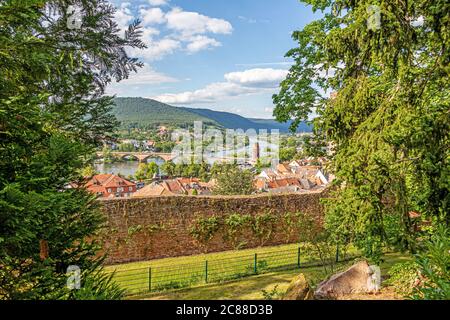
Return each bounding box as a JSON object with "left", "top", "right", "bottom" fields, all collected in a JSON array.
[
  {"left": 117, "top": 187, "right": 124, "bottom": 192},
  {"left": 108, "top": 188, "right": 112, "bottom": 193},
  {"left": 129, "top": 187, "right": 133, "bottom": 191}
]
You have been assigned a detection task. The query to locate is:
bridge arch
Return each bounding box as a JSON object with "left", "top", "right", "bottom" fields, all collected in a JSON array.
[{"left": 121, "top": 154, "right": 140, "bottom": 162}]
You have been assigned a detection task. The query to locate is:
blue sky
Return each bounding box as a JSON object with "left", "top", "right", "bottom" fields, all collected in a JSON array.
[{"left": 106, "top": 0, "right": 322, "bottom": 118}]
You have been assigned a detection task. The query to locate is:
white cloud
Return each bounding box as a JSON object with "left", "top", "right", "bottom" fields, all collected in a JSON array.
[
  {"left": 152, "top": 68, "right": 288, "bottom": 105},
  {"left": 186, "top": 35, "right": 221, "bottom": 53},
  {"left": 224, "top": 68, "right": 289, "bottom": 88},
  {"left": 141, "top": 26, "right": 160, "bottom": 40},
  {"left": 235, "top": 62, "right": 293, "bottom": 67},
  {"left": 114, "top": 3, "right": 134, "bottom": 33},
  {"left": 166, "top": 7, "right": 233, "bottom": 36},
  {"left": 131, "top": 37, "right": 181, "bottom": 61},
  {"left": 140, "top": 7, "right": 166, "bottom": 25},
  {"left": 119, "top": 63, "right": 177, "bottom": 85},
  {"left": 154, "top": 82, "right": 256, "bottom": 105},
  {"left": 148, "top": 0, "right": 169, "bottom": 6},
  {"left": 114, "top": 4, "right": 233, "bottom": 61},
  {"left": 238, "top": 16, "right": 257, "bottom": 24},
  {"left": 106, "top": 63, "right": 177, "bottom": 96}
]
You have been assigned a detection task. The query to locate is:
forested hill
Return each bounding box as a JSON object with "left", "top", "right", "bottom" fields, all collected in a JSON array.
[
  {"left": 112, "top": 97, "right": 312, "bottom": 133},
  {"left": 111, "top": 97, "right": 217, "bottom": 128}
]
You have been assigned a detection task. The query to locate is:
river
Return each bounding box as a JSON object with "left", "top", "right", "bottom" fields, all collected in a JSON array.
[{"left": 95, "top": 158, "right": 165, "bottom": 177}]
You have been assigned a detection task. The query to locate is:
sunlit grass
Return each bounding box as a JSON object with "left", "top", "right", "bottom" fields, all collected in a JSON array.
[
  {"left": 103, "top": 243, "right": 359, "bottom": 296},
  {"left": 135, "top": 252, "right": 412, "bottom": 300}
]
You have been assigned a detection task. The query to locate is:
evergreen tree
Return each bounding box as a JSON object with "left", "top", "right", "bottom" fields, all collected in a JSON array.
[
  {"left": 274, "top": 1, "right": 449, "bottom": 261},
  {"left": 0, "top": 0, "right": 145, "bottom": 299}
]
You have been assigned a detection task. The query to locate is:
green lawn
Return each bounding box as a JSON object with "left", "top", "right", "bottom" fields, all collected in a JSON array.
[
  {"left": 133, "top": 252, "right": 411, "bottom": 300},
  {"left": 105, "top": 243, "right": 301, "bottom": 272},
  {"left": 104, "top": 243, "right": 360, "bottom": 296}
]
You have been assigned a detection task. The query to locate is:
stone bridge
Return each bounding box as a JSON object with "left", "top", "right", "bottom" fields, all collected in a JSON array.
[
  {"left": 97, "top": 152, "right": 257, "bottom": 164},
  {"left": 97, "top": 152, "right": 175, "bottom": 162}
]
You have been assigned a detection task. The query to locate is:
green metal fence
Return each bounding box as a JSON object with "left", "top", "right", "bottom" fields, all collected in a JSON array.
[{"left": 105, "top": 245, "right": 355, "bottom": 296}]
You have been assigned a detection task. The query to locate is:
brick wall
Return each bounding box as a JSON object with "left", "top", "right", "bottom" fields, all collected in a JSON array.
[{"left": 100, "top": 191, "right": 327, "bottom": 265}]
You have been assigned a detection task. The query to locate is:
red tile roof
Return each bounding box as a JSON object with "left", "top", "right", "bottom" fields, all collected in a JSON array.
[
  {"left": 268, "top": 178, "right": 302, "bottom": 189},
  {"left": 84, "top": 174, "right": 136, "bottom": 198},
  {"left": 133, "top": 178, "right": 213, "bottom": 197},
  {"left": 277, "top": 163, "right": 292, "bottom": 174}
]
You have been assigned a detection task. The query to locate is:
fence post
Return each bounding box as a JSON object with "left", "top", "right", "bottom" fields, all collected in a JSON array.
[
  {"left": 297, "top": 247, "right": 301, "bottom": 268},
  {"left": 205, "top": 260, "right": 208, "bottom": 283},
  {"left": 335, "top": 244, "right": 340, "bottom": 263},
  {"left": 148, "top": 267, "right": 152, "bottom": 292},
  {"left": 254, "top": 253, "right": 258, "bottom": 274}
]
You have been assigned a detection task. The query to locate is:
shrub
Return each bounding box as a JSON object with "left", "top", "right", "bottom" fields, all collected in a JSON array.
[
  {"left": 252, "top": 212, "right": 276, "bottom": 246},
  {"left": 411, "top": 226, "right": 450, "bottom": 300},
  {"left": 261, "top": 285, "right": 282, "bottom": 300},
  {"left": 385, "top": 262, "right": 419, "bottom": 296},
  {"left": 224, "top": 214, "right": 252, "bottom": 249},
  {"left": 190, "top": 216, "right": 221, "bottom": 246}
]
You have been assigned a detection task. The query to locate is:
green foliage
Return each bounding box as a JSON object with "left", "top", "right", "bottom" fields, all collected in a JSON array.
[
  {"left": 67, "top": 270, "right": 125, "bottom": 300},
  {"left": 135, "top": 162, "right": 159, "bottom": 181},
  {"left": 224, "top": 214, "right": 253, "bottom": 249},
  {"left": 161, "top": 161, "right": 211, "bottom": 180},
  {"left": 118, "top": 143, "right": 135, "bottom": 152},
  {"left": 281, "top": 213, "right": 297, "bottom": 243},
  {"left": 161, "top": 161, "right": 176, "bottom": 177},
  {"left": 254, "top": 159, "right": 271, "bottom": 174},
  {"left": 111, "top": 97, "right": 312, "bottom": 134},
  {"left": 102, "top": 145, "right": 115, "bottom": 163},
  {"left": 296, "top": 212, "right": 338, "bottom": 273},
  {"left": 411, "top": 226, "right": 450, "bottom": 300},
  {"left": 112, "top": 98, "right": 218, "bottom": 130},
  {"left": 79, "top": 165, "right": 98, "bottom": 178},
  {"left": 275, "top": 1, "right": 450, "bottom": 263},
  {"left": 261, "top": 285, "right": 282, "bottom": 300},
  {"left": 155, "top": 141, "right": 176, "bottom": 153},
  {"left": 0, "top": 0, "right": 144, "bottom": 299},
  {"left": 386, "top": 227, "right": 450, "bottom": 300},
  {"left": 386, "top": 261, "right": 419, "bottom": 297},
  {"left": 146, "top": 223, "right": 166, "bottom": 235},
  {"left": 252, "top": 212, "right": 277, "bottom": 246},
  {"left": 256, "top": 259, "right": 269, "bottom": 274},
  {"left": 279, "top": 147, "right": 297, "bottom": 162},
  {"left": 213, "top": 166, "right": 255, "bottom": 196},
  {"left": 190, "top": 216, "right": 221, "bottom": 246}
]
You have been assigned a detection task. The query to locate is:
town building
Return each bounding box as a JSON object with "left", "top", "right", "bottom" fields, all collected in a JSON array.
[
  {"left": 84, "top": 174, "right": 137, "bottom": 198},
  {"left": 132, "top": 178, "right": 214, "bottom": 197},
  {"left": 143, "top": 140, "right": 156, "bottom": 151},
  {"left": 255, "top": 159, "right": 334, "bottom": 193}
]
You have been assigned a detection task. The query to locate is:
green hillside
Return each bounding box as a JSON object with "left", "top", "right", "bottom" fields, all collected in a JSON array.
[
  {"left": 111, "top": 97, "right": 218, "bottom": 129},
  {"left": 185, "top": 107, "right": 267, "bottom": 131},
  {"left": 111, "top": 97, "right": 312, "bottom": 133}
]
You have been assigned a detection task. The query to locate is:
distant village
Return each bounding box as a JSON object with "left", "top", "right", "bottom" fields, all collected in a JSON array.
[
  {"left": 80, "top": 157, "right": 333, "bottom": 199},
  {"left": 73, "top": 125, "right": 334, "bottom": 199}
]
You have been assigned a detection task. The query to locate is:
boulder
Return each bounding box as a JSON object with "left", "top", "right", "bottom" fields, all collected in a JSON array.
[
  {"left": 314, "top": 260, "right": 380, "bottom": 299},
  {"left": 283, "top": 273, "right": 314, "bottom": 300}
]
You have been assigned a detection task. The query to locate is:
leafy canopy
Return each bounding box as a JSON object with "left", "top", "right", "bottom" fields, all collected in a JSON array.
[
  {"left": 0, "top": 0, "right": 144, "bottom": 299},
  {"left": 274, "top": 0, "right": 449, "bottom": 261}
]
